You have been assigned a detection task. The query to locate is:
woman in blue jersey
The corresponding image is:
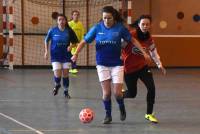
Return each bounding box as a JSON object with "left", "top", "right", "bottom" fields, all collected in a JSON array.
[
  {"left": 44, "top": 14, "right": 78, "bottom": 99},
  {"left": 71, "top": 6, "right": 150, "bottom": 124}
]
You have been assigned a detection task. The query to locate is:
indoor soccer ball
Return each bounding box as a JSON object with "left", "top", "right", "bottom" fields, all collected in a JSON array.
[{"left": 79, "top": 108, "right": 94, "bottom": 123}]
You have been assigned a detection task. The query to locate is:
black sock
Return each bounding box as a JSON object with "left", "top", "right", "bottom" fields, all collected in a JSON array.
[{"left": 147, "top": 103, "right": 153, "bottom": 114}]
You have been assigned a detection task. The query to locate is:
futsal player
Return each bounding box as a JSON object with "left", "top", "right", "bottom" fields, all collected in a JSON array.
[
  {"left": 71, "top": 6, "right": 150, "bottom": 124},
  {"left": 122, "top": 15, "right": 166, "bottom": 123},
  {"left": 44, "top": 14, "right": 78, "bottom": 98},
  {"left": 68, "top": 10, "right": 85, "bottom": 74}
]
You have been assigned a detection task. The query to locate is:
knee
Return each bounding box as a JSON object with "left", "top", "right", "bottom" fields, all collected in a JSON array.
[
  {"left": 129, "top": 88, "right": 137, "bottom": 97},
  {"left": 129, "top": 92, "right": 137, "bottom": 98},
  {"left": 54, "top": 70, "right": 62, "bottom": 77},
  {"left": 123, "top": 90, "right": 137, "bottom": 98},
  {"left": 132, "top": 93, "right": 137, "bottom": 98},
  {"left": 62, "top": 70, "right": 69, "bottom": 77},
  {"left": 125, "top": 85, "right": 137, "bottom": 98}
]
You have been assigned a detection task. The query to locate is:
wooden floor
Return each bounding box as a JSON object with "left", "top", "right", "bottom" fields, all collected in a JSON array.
[{"left": 0, "top": 68, "right": 200, "bottom": 134}]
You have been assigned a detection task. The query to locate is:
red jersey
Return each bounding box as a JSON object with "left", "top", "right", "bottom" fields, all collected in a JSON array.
[{"left": 122, "top": 29, "right": 155, "bottom": 74}]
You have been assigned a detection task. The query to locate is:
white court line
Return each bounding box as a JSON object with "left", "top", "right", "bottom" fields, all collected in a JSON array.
[
  {"left": 0, "top": 112, "right": 44, "bottom": 134},
  {"left": 0, "top": 99, "right": 33, "bottom": 102}
]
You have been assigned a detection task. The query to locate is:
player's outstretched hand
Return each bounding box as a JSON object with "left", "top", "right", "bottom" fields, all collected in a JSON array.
[{"left": 160, "top": 66, "right": 166, "bottom": 75}]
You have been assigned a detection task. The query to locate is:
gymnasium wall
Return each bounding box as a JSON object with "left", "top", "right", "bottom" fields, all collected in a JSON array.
[
  {"left": 1, "top": 0, "right": 200, "bottom": 67},
  {"left": 154, "top": 37, "right": 200, "bottom": 67},
  {"left": 133, "top": 0, "right": 200, "bottom": 67}
]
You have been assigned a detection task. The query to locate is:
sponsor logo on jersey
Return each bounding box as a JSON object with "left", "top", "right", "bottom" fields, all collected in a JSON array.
[
  {"left": 54, "top": 34, "right": 60, "bottom": 37},
  {"left": 57, "top": 42, "right": 66, "bottom": 46},
  {"left": 147, "top": 70, "right": 151, "bottom": 73},
  {"left": 98, "top": 32, "right": 105, "bottom": 35},
  {"left": 112, "top": 32, "right": 119, "bottom": 37},
  {"left": 99, "top": 40, "right": 117, "bottom": 45},
  {"left": 132, "top": 46, "right": 146, "bottom": 55}
]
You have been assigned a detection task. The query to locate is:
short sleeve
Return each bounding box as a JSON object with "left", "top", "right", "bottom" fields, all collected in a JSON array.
[
  {"left": 121, "top": 26, "right": 132, "bottom": 43},
  {"left": 44, "top": 28, "right": 53, "bottom": 44},
  {"left": 84, "top": 25, "right": 97, "bottom": 44}
]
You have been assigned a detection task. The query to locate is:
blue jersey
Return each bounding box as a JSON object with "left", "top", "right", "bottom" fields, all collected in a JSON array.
[
  {"left": 45, "top": 26, "right": 78, "bottom": 63},
  {"left": 84, "top": 21, "right": 132, "bottom": 66}
]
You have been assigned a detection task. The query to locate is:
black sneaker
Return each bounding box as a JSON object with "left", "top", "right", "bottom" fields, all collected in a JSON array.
[
  {"left": 64, "top": 90, "right": 71, "bottom": 99},
  {"left": 120, "top": 106, "right": 126, "bottom": 121},
  {"left": 102, "top": 115, "right": 112, "bottom": 124},
  {"left": 53, "top": 84, "right": 61, "bottom": 96}
]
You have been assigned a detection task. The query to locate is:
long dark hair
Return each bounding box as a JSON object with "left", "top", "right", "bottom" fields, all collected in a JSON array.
[
  {"left": 56, "top": 13, "right": 70, "bottom": 28},
  {"left": 130, "top": 14, "right": 152, "bottom": 28},
  {"left": 130, "top": 15, "right": 152, "bottom": 41},
  {"left": 56, "top": 13, "right": 78, "bottom": 43},
  {"left": 102, "top": 6, "right": 124, "bottom": 22}
]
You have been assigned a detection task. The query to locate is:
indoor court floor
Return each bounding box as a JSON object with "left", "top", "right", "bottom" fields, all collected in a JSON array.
[{"left": 0, "top": 68, "right": 200, "bottom": 134}]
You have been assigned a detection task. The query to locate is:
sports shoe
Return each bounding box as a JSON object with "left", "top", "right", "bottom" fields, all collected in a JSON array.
[
  {"left": 120, "top": 106, "right": 126, "bottom": 121},
  {"left": 102, "top": 115, "right": 112, "bottom": 124},
  {"left": 53, "top": 84, "right": 61, "bottom": 96},
  {"left": 72, "top": 69, "right": 78, "bottom": 73},
  {"left": 145, "top": 114, "right": 158, "bottom": 123},
  {"left": 64, "top": 90, "right": 71, "bottom": 99},
  {"left": 69, "top": 69, "right": 78, "bottom": 74},
  {"left": 69, "top": 69, "right": 73, "bottom": 73}
]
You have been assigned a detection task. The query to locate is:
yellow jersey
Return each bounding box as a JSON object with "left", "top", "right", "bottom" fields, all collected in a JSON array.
[{"left": 68, "top": 20, "right": 85, "bottom": 42}]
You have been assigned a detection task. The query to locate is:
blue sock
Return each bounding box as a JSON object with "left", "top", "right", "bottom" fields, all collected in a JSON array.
[
  {"left": 116, "top": 97, "right": 125, "bottom": 109},
  {"left": 71, "top": 61, "right": 77, "bottom": 69},
  {"left": 103, "top": 99, "right": 112, "bottom": 117},
  {"left": 54, "top": 76, "right": 61, "bottom": 86},
  {"left": 63, "top": 77, "right": 69, "bottom": 91}
]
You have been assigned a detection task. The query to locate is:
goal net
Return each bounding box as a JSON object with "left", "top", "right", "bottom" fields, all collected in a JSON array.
[{"left": 10, "top": 0, "right": 121, "bottom": 66}]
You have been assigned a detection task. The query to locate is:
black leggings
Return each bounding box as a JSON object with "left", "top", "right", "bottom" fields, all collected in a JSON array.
[{"left": 124, "top": 66, "right": 155, "bottom": 105}]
